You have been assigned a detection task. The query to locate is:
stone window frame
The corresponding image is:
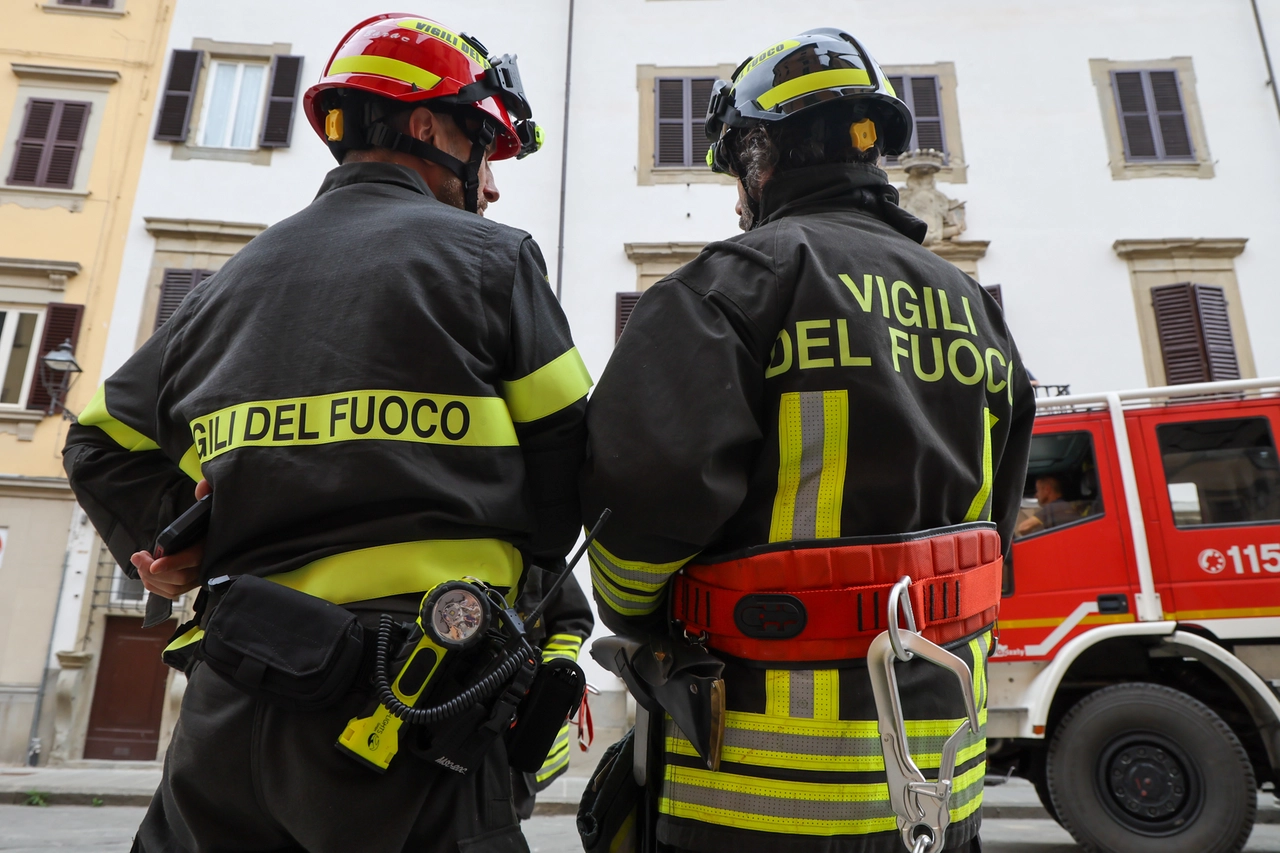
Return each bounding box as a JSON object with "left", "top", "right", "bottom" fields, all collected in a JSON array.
[
  {"left": 636, "top": 64, "right": 737, "bottom": 186},
  {"left": 624, "top": 242, "right": 705, "bottom": 291},
  {"left": 880, "top": 62, "right": 967, "bottom": 184},
  {"left": 0, "top": 258, "right": 80, "bottom": 438},
  {"left": 1089, "top": 57, "right": 1214, "bottom": 181},
  {"left": 0, "top": 65, "right": 119, "bottom": 212},
  {"left": 137, "top": 218, "right": 265, "bottom": 349},
  {"left": 171, "top": 39, "right": 292, "bottom": 167},
  {"left": 1113, "top": 238, "right": 1252, "bottom": 386}
]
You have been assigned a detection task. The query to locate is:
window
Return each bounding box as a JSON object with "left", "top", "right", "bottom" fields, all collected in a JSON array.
[
  {"left": 154, "top": 46, "right": 303, "bottom": 157},
  {"left": 879, "top": 63, "right": 966, "bottom": 183},
  {"left": 1089, "top": 58, "right": 1213, "bottom": 180},
  {"left": 1151, "top": 283, "right": 1240, "bottom": 385},
  {"left": 56, "top": 0, "right": 114, "bottom": 6},
  {"left": 616, "top": 292, "right": 641, "bottom": 342},
  {"left": 1113, "top": 239, "right": 1255, "bottom": 387},
  {"left": 885, "top": 75, "right": 945, "bottom": 160},
  {"left": 25, "top": 302, "right": 84, "bottom": 413},
  {"left": 199, "top": 61, "right": 268, "bottom": 149},
  {"left": 6, "top": 99, "right": 91, "bottom": 189},
  {"left": 1014, "top": 432, "right": 1104, "bottom": 539},
  {"left": 655, "top": 77, "right": 715, "bottom": 168},
  {"left": 983, "top": 285, "right": 1003, "bottom": 312},
  {"left": 155, "top": 268, "right": 214, "bottom": 330},
  {"left": 1158, "top": 418, "right": 1280, "bottom": 527},
  {"left": 636, "top": 64, "right": 736, "bottom": 185},
  {"left": 0, "top": 308, "right": 42, "bottom": 406}
]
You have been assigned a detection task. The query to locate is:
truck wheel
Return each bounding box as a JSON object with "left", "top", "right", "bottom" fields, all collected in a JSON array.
[{"left": 1046, "top": 683, "right": 1256, "bottom": 853}]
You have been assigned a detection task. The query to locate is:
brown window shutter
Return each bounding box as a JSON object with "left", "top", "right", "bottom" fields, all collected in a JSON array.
[
  {"left": 983, "top": 284, "right": 1003, "bottom": 311},
  {"left": 260, "top": 55, "right": 304, "bottom": 148},
  {"left": 690, "top": 78, "right": 716, "bottom": 168},
  {"left": 655, "top": 78, "right": 686, "bottom": 166},
  {"left": 154, "top": 50, "right": 203, "bottom": 142},
  {"left": 7, "top": 99, "right": 90, "bottom": 188},
  {"left": 154, "top": 268, "right": 213, "bottom": 331},
  {"left": 58, "top": 0, "right": 116, "bottom": 5},
  {"left": 1151, "top": 283, "right": 1240, "bottom": 385},
  {"left": 616, "top": 292, "right": 641, "bottom": 342},
  {"left": 26, "top": 302, "right": 85, "bottom": 412}
]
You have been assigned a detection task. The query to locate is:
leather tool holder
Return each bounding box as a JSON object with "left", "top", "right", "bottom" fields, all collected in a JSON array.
[
  {"left": 592, "top": 635, "right": 726, "bottom": 772},
  {"left": 198, "top": 575, "right": 365, "bottom": 711},
  {"left": 506, "top": 656, "right": 586, "bottom": 773}
]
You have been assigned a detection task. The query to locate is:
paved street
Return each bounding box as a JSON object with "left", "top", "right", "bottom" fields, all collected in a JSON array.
[{"left": 4, "top": 808, "right": 1280, "bottom": 852}]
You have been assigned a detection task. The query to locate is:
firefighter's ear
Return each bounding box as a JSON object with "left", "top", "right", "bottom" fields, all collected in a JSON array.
[{"left": 405, "top": 106, "right": 439, "bottom": 146}]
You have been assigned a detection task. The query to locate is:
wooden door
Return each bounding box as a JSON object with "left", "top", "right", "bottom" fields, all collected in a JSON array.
[{"left": 84, "top": 616, "right": 172, "bottom": 760}]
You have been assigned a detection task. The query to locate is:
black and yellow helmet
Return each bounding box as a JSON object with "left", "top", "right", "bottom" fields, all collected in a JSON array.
[{"left": 705, "top": 28, "right": 913, "bottom": 173}]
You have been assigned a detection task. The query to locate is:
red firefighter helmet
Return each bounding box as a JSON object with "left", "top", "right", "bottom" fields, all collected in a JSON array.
[{"left": 303, "top": 13, "right": 541, "bottom": 162}]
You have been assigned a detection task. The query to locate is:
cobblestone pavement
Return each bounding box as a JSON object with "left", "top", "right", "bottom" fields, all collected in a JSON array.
[{"left": 3, "top": 808, "right": 1280, "bottom": 852}]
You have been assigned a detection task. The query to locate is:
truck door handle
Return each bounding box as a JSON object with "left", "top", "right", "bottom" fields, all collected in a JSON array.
[{"left": 1097, "top": 594, "right": 1129, "bottom": 614}]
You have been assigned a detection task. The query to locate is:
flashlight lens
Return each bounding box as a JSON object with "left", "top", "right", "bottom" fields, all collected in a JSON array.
[{"left": 431, "top": 588, "right": 485, "bottom": 644}]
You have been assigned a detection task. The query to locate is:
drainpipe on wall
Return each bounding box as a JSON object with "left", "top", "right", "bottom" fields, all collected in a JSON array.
[
  {"left": 554, "top": 0, "right": 575, "bottom": 301},
  {"left": 1252, "top": 0, "right": 1280, "bottom": 126},
  {"left": 26, "top": 514, "right": 77, "bottom": 765}
]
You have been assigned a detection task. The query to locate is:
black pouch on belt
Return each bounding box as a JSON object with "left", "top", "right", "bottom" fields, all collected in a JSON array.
[
  {"left": 506, "top": 656, "right": 586, "bottom": 772},
  {"left": 577, "top": 727, "right": 642, "bottom": 853},
  {"left": 198, "top": 574, "right": 364, "bottom": 710}
]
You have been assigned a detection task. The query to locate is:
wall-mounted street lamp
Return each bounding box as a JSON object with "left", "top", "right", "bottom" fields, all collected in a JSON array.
[{"left": 39, "top": 340, "right": 82, "bottom": 419}]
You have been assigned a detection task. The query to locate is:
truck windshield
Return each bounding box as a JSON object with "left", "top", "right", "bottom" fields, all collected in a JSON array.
[
  {"left": 1015, "top": 431, "right": 1103, "bottom": 539},
  {"left": 1157, "top": 417, "right": 1280, "bottom": 527}
]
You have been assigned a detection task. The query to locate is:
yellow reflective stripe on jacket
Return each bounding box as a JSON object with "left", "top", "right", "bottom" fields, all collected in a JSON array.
[
  {"left": 189, "top": 389, "right": 518, "bottom": 463},
  {"left": 502, "top": 348, "right": 592, "bottom": 423},
  {"left": 963, "top": 409, "right": 999, "bottom": 522},
  {"left": 80, "top": 385, "right": 202, "bottom": 481},
  {"left": 161, "top": 538, "right": 522, "bottom": 653},
  {"left": 660, "top": 758, "right": 985, "bottom": 837},
  {"left": 755, "top": 68, "right": 872, "bottom": 110},
  {"left": 535, "top": 723, "right": 572, "bottom": 783},
  {"left": 329, "top": 55, "right": 443, "bottom": 90},
  {"left": 79, "top": 386, "right": 159, "bottom": 451},
  {"left": 542, "top": 632, "right": 583, "bottom": 663},
  {"left": 589, "top": 541, "right": 694, "bottom": 618},
  {"left": 770, "top": 390, "right": 848, "bottom": 542}
]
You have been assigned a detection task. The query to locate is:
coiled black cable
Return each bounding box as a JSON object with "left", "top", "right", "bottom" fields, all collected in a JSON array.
[{"left": 372, "top": 614, "right": 529, "bottom": 725}]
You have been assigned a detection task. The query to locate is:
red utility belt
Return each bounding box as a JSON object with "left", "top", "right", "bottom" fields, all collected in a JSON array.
[{"left": 671, "top": 526, "right": 1002, "bottom": 662}]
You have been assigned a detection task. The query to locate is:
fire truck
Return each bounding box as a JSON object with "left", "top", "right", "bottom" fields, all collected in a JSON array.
[{"left": 987, "top": 376, "right": 1280, "bottom": 853}]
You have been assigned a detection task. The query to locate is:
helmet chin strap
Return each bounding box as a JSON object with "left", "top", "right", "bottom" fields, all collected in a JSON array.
[{"left": 366, "top": 117, "right": 497, "bottom": 214}]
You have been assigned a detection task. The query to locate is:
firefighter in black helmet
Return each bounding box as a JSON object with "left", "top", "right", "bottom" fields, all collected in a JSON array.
[{"left": 581, "top": 29, "right": 1033, "bottom": 853}]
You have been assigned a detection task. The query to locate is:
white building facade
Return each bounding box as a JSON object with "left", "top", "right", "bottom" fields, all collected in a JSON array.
[{"left": 37, "top": 0, "right": 1280, "bottom": 767}]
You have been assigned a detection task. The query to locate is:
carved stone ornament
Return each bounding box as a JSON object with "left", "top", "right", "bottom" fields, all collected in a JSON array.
[{"left": 897, "top": 149, "right": 966, "bottom": 246}]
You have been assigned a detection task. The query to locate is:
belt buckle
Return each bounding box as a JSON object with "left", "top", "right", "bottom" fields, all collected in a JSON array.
[{"left": 868, "top": 577, "right": 981, "bottom": 853}]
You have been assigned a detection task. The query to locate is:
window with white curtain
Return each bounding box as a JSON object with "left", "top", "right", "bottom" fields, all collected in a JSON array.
[
  {"left": 198, "top": 61, "right": 268, "bottom": 149},
  {"left": 0, "top": 307, "right": 43, "bottom": 406}
]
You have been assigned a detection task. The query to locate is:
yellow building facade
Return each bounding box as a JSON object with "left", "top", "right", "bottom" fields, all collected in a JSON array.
[{"left": 0, "top": 0, "right": 172, "bottom": 764}]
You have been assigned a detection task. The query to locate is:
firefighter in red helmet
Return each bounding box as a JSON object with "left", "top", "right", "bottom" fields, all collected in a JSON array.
[{"left": 65, "top": 13, "right": 587, "bottom": 853}]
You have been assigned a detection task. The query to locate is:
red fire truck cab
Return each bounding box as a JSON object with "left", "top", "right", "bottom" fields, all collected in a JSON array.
[{"left": 988, "top": 377, "right": 1280, "bottom": 853}]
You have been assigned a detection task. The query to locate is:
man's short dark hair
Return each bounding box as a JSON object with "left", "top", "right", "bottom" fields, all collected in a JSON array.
[{"left": 729, "top": 101, "right": 885, "bottom": 198}]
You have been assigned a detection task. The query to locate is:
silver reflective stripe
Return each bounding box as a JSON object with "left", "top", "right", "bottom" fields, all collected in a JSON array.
[
  {"left": 792, "top": 391, "right": 828, "bottom": 539},
  {"left": 588, "top": 543, "right": 675, "bottom": 588},
  {"left": 723, "top": 726, "right": 881, "bottom": 760},
  {"left": 789, "top": 669, "right": 814, "bottom": 718},
  {"left": 665, "top": 779, "right": 893, "bottom": 823}
]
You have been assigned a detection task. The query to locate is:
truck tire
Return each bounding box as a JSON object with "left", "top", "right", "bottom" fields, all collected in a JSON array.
[{"left": 1046, "top": 682, "right": 1256, "bottom": 853}]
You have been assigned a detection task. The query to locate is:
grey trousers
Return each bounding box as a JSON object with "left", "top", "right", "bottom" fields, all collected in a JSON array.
[{"left": 132, "top": 662, "right": 529, "bottom": 853}]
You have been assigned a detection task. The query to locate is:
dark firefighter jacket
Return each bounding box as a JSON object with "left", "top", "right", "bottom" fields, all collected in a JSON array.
[
  {"left": 65, "top": 162, "right": 592, "bottom": 604},
  {"left": 579, "top": 162, "right": 1034, "bottom": 853}
]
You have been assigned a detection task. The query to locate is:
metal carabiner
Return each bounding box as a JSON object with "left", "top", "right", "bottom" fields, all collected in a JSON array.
[
  {"left": 868, "top": 580, "right": 982, "bottom": 853},
  {"left": 886, "top": 575, "right": 919, "bottom": 662}
]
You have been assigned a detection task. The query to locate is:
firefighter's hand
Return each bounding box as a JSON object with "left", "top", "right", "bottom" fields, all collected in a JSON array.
[{"left": 131, "top": 479, "right": 210, "bottom": 600}]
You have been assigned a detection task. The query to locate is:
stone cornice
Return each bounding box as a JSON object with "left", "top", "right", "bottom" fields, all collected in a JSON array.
[
  {"left": 0, "top": 473, "right": 72, "bottom": 499},
  {"left": 624, "top": 242, "right": 707, "bottom": 264},
  {"left": 929, "top": 240, "right": 989, "bottom": 263},
  {"left": 144, "top": 218, "right": 267, "bottom": 242},
  {"left": 11, "top": 63, "right": 120, "bottom": 85},
  {"left": 1112, "top": 238, "right": 1247, "bottom": 260},
  {"left": 0, "top": 257, "right": 81, "bottom": 290}
]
